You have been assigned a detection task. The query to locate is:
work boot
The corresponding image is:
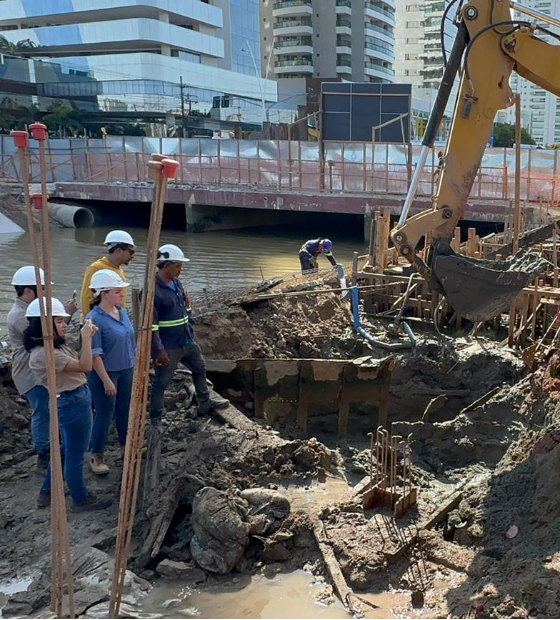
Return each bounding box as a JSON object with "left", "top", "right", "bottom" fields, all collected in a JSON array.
[
  {"left": 198, "top": 396, "right": 230, "bottom": 415},
  {"left": 37, "top": 490, "right": 50, "bottom": 509},
  {"left": 37, "top": 452, "right": 49, "bottom": 471},
  {"left": 72, "top": 494, "right": 112, "bottom": 513},
  {"left": 89, "top": 453, "right": 110, "bottom": 475}
]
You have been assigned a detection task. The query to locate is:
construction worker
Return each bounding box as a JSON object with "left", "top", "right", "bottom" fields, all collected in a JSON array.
[
  {"left": 7, "top": 266, "right": 78, "bottom": 470},
  {"left": 25, "top": 297, "right": 112, "bottom": 512},
  {"left": 86, "top": 270, "right": 135, "bottom": 475},
  {"left": 80, "top": 230, "right": 135, "bottom": 323},
  {"left": 299, "top": 238, "right": 337, "bottom": 274},
  {"left": 149, "top": 244, "right": 229, "bottom": 425}
]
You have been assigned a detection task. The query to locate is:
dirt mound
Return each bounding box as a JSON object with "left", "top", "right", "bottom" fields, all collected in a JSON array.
[
  {"left": 195, "top": 292, "right": 356, "bottom": 360},
  {"left": 441, "top": 417, "right": 560, "bottom": 618}
]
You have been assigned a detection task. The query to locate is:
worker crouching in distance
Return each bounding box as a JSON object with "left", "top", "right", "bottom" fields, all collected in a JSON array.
[
  {"left": 149, "top": 244, "right": 229, "bottom": 426},
  {"left": 299, "top": 238, "right": 337, "bottom": 274},
  {"left": 24, "top": 297, "right": 112, "bottom": 512},
  {"left": 86, "top": 270, "right": 136, "bottom": 476}
]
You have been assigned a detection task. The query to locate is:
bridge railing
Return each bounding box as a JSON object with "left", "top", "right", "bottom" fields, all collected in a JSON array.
[{"left": 0, "top": 135, "right": 558, "bottom": 202}]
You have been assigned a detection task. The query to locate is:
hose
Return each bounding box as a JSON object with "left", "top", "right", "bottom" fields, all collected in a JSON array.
[{"left": 351, "top": 286, "right": 416, "bottom": 350}]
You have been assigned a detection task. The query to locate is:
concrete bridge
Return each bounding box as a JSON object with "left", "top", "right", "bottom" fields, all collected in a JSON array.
[{"left": 1, "top": 136, "right": 558, "bottom": 234}]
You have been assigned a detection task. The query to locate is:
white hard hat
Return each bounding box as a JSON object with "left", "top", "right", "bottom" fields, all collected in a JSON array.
[
  {"left": 90, "top": 269, "right": 130, "bottom": 292},
  {"left": 25, "top": 297, "right": 69, "bottom": 318},
  {"left": 12, "top": 266, "right": 46, "bottom": 286},
  {"left": 104, "top": 230, "right": 135, "bottom": 247},
  {"left": 157, "top": 244, "right": 190, "bottom": 263}
]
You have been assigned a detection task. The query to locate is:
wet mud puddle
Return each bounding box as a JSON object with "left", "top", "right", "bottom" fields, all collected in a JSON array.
[{"left": 137, "top": 570, "right": 403, "bottom": 619}]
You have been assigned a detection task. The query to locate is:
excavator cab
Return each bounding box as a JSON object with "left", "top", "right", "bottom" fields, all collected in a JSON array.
[{"left": 391, "top": 0, "right": 554, "bottom": 323}]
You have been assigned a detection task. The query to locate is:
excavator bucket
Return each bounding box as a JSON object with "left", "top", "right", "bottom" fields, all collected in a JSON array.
[{"left": 432, "top": 249, "right": 549, "bottom": 323}]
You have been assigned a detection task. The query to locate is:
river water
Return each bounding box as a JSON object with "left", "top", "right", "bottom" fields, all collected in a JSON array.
[{"left": 0, "top": 226, "right": 365, "bottom": 331}]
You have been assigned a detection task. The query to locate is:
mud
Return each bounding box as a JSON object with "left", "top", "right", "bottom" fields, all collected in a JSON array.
[{"left": 0, "top": 284, "right": 559, "bottom": 619}]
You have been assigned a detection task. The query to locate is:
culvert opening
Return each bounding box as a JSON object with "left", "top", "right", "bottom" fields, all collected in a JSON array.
[{"left": 73, "top": 207, "right": 95, "bottom": 228}]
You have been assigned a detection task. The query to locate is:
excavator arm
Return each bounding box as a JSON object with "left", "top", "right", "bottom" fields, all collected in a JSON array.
[{"left": 391, "top": 0, "right": 557, "bottom": 322}]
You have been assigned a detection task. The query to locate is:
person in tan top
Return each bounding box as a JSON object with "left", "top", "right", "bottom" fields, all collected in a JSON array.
[{"left": 25, "top": 297, "right": 112, "bottom": 512}]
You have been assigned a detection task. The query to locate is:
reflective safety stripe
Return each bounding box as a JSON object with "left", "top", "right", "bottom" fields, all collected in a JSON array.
[
  {"left": 152, "top": 325, "right": 159, "bottom": 331},
  {"left": 159, "top": 316, "right": 189, "bottom": 328}
]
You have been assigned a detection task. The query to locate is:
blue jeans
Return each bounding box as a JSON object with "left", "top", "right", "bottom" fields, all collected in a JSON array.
[
  {"left": 299, "top": 252, "right": 317, "bottom": 274},
  {"left": 41, "top": 384, "right": 93, "bottom": 504},
  {"left": 25, "top": 385, "right": 50, "bottom": 455},
  {"left": 88, "top": 367, "right": 133, "bottom": 453}
]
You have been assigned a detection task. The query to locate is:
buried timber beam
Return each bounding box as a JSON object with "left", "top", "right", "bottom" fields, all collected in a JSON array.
[{"left": 312, "top": 519, "right": 364, "bottom": 617}]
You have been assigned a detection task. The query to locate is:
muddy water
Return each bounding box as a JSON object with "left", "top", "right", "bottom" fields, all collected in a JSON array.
[
  {"left": 0, "top": 226, "right": 364, "bottom": 329},
  {"left": 137, "top": 570, "right": 404, "bottom": 619},
  {"left": 137, "top": 479, "right": 408, "bottom": 620}
]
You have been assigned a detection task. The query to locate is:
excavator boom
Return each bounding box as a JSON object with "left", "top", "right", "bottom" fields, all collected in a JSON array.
[{"left": 392, "top": 0, "right": 554, "bottom": 322}]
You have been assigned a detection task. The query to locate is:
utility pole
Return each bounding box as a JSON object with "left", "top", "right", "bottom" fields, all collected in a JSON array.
[{"left": 179, "top": 75, "right": 186, "bottom": 138}]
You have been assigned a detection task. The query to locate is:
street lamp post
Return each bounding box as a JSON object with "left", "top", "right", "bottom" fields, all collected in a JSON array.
[{"left": 242, "top": 42, "right": 266, "bottom": 125}]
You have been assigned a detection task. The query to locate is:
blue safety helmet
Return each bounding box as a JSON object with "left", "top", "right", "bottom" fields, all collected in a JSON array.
[{"left": 322, "top": 239, "right": 333, "bottom": 251}]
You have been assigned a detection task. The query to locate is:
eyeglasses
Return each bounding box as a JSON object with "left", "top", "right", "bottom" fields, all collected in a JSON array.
[{"left": 126, "top": 248, "right": 135, "bottom": 255}]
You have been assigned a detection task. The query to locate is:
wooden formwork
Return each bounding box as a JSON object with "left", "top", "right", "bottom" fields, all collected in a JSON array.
[{"left": 355, "top": 206, "right": 560, "bottom": 341}]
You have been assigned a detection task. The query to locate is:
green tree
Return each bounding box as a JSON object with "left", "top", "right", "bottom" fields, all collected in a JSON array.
[
  {"left": 492, "top": 122, "right": 536, "bottom": 147},
  {"left": 42, "top": 101, "right": 83, "bottom": 137},
  {"left": 0, "top": 111, "right": 16, "bottom": 133},
  {"left": 0, "top": 36, "right": 37, "bottom": 54},
  {"left": 0, "top": 99, "right": 40, "bottom": 133}
]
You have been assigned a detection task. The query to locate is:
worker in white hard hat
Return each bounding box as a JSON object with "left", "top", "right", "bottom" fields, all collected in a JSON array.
[
  {"left": 24, "top": 297, "right": 112, "bottom": 512},
  {"left": 149, "top": 244, "right": 229, "bottom": 424},
  {"left": 6, "top": 266, "right": 78, "bottom": 470},
  {"left": 85, "top": 269, "right": 135, "bottom": 476},
  {"left": 79, "top": 230, "right": 135, "bottom": 323}
]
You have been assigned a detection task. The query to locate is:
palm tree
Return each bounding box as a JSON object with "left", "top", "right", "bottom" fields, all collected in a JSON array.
[
  {"left": 42, "top": 101, "right": 83, "bottom": 137},
  {"left": 0, "top": 36, "right": 37, "bottom": 55}
]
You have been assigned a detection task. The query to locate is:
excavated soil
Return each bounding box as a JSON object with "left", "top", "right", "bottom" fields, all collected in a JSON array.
[{"left": 1, "top": 286, "right": 559, "bottom": 618}]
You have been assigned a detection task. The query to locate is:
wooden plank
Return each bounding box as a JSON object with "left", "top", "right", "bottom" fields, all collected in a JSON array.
[
  {"left": 420, "top": 491, "right": 463, "bottom": 530},
  {"left": 312, "top": 519, "right": 363, "bottom": 616},
  {"left": 460, "top": 386, "right": 501, "bottom": 414},
  {"left": 531, "top": 280, "right": 540, "bottom": 339},
  {"left": 451, "top": 227, "right": 461, "bottom": 252},
  {"left": 214, "top": 398, "right": 262, "bottom": 431},
  {"left": 380, "top": 208, "right": 391, "bottom": 270},
  {"left": 554, "top": 228, "right": 558, "bottom": 288},
  {"left": 467, "top": 228, "right": 477, "bottom": 256}
]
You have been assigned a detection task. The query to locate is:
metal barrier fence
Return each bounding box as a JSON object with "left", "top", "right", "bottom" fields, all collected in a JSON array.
[{"left": 1, "top": 135, "right": 559, "bottom": 202}]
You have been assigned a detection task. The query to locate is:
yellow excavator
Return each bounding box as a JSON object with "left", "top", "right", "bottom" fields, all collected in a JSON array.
[{"left": 391, "top": 0, "right": 559, "bottom": 322}]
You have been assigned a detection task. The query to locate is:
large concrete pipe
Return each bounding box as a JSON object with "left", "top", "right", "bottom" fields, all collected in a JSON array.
[{"left": 48, "top": 202, "right": 95, "bottom": 228}]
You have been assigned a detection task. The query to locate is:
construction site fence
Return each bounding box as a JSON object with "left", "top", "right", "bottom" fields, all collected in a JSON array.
[{"left": 1, "top": 136, "right": 559, "bottom": 202}]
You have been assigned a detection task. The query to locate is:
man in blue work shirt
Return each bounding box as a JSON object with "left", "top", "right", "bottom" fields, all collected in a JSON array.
[
  {"left": 299, "top": 238, "right": 337, "bottom": 274},
  {"left": 149, "top": 243, "right": 229, "bottom": 424}
]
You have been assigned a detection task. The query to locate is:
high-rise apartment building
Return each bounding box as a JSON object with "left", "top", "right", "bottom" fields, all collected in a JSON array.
[
  {"left": 394, "top": 0, "right": 454, "bottom": 99},
  {"left": 260, "top": 0, "right": 395, "bottom": 83},
  {"left": 509, "top": 0, "right": 560, "bottom": 145}
]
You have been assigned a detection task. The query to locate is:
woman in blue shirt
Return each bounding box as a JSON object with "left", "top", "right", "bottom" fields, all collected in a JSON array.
[{"left": 86, "top": 269, "right": 136, "bottom": 475}]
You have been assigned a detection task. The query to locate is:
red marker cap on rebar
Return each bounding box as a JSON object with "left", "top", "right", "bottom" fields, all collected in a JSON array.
[
  {"left": 10, "top": 131, "right": 29, "bottom": 149},
  {"left": 29, "top": 123, "right": 48, "bottom": 141},
  {"left": 161, "top": 158, "right": 179, "bottom": 179},
  {"left": 31, "top": 193, "right": 46, "bottom": 210}
]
